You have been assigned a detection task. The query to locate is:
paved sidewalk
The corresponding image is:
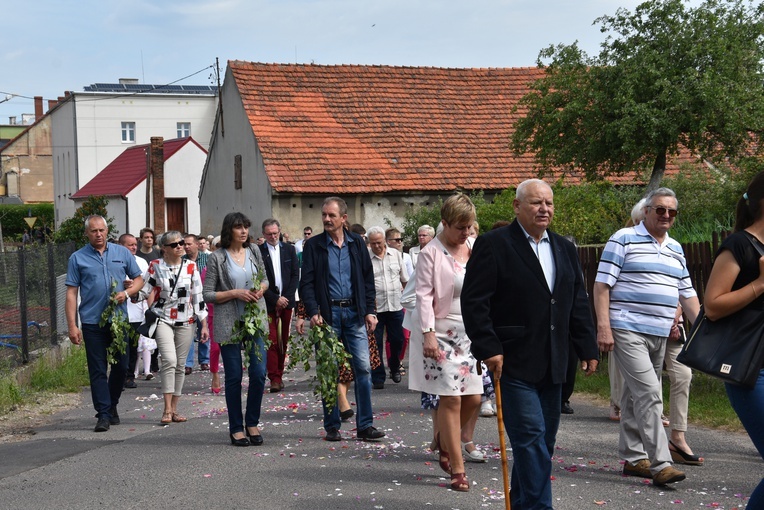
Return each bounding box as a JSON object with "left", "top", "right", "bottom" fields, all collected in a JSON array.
[{"left": 0, "top": 364, "right": 759, "bottom": 509}]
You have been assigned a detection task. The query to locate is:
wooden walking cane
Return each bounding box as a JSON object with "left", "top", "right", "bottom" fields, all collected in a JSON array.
[{"left": 493, "top": 370, "right": 511, "bottom": 510}]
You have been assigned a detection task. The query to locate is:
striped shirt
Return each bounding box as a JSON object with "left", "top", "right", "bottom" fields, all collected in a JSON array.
[{"left": 595, "top": 222, "right": 696, "bottom": 336}]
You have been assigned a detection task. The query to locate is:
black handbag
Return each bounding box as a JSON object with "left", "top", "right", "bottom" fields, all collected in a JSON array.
[
  {"left": 677, "top": 234, "right": 764, "bottom": 388},
  {"left": 136, "top": 308, "right": 160, "bottom": 338}
]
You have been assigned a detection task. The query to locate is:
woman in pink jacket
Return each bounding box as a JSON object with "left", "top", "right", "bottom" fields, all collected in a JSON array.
[{"left": 408, "top": 193, "right": 483, "bottom": 492}]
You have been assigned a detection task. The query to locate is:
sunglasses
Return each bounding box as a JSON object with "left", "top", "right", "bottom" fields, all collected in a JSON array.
[
  {"left": 388, "top": 238, "right": 403, "bottom": 242},
  {"left": 165, "top": 241, "right": 186, "bottom": 248},
  {"left": 304, "top": 232, "right": 312, "bottom": 236},
  {"left": 648, "top": 206, "right": 678, "bottom": 218}
]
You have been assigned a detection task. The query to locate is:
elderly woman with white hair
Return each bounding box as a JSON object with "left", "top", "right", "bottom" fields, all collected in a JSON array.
[{"left": 409, "top": 224, "right": 436, "bottom": 269}]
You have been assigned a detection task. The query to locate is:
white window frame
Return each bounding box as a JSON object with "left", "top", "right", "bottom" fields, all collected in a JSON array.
[
  {"left": 176, "top": 122, "right": 191, "bottom": 138},
  {"left": 121, "top": 122, "right": 136, "bottom": 143}
]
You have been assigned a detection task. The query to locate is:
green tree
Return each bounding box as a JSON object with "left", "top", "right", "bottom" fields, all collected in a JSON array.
[
  {"left": 511, "top": 0, "right": 764, "bottom": 191},
  {"left": 54, "top": 196, "right": 118, "bottom": 248},
  {"left": 0, "top": 203, "right": 55, "bottom": 240}
]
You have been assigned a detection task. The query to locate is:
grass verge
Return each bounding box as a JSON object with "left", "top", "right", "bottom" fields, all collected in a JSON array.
[{"left": 0, "top": 345, "right": 89, "bottom": 415}]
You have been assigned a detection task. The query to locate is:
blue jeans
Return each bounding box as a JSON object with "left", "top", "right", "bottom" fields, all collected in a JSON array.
[
  {"left": 185, "top": 322, "right": 210, "bottom": 367},
  {"left": 82, "top": 323, "right": 129, "bottom": 421},
  {"left": 500, "top": 376, "right": 561, "bottom": 510},
  {"left": 220, "top": 337, "right": 266, "bottom": 434},
  {"left": 323, "top": 306, "right": 373, "bottom": 432},
  {"left": 371, "top": 309, "right": 404, "bottom": 384},
  {"left": 726, "top": 370, "right": 764, "bottom": 508}
]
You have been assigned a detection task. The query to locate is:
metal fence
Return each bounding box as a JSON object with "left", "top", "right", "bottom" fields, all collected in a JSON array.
[{"left": 0, "top": 242, "right": 75, "bottom": 369}]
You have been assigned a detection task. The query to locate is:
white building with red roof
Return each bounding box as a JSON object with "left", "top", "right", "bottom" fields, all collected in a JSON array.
[
  {"left": 50, "top": 80, "right": 217, "bottom": 228},
  {"left": 71, "top": 137, "right": 207, "bottom": 236}
]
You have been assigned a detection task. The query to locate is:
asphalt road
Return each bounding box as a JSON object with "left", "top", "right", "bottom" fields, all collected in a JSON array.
[{"left": 0, "top": 362, "right": 760, "bottom": 510}]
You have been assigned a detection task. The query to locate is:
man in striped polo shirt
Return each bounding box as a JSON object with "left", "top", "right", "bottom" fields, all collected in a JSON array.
[{"left": 594, "top": 187, "right": 700, "bottom": 487}]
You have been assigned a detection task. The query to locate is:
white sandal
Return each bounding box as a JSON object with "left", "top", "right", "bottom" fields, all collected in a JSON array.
[
  {"left": 480, "top": 400, "right": 496, "bottom": 417},
  {"left": 462, "top": 441, "right": 486, "bottom": 463}
]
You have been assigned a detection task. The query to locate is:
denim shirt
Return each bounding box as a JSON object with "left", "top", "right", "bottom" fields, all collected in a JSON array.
[
  {"left": 65, "top": 242, "right": 142, "bottom": 324},
  {"left": 327, "top": 234, "right": 354, "bottom": 301}
]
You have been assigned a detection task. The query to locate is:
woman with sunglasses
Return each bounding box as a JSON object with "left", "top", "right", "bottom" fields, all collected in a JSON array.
[
  {"left": 136, "top": 231, "right": 209, "bottom": 425},
  {"left": 203, "top": 212, "right": 269, "bottom": 447}
]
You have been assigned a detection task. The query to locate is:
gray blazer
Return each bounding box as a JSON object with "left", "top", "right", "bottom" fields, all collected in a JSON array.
[{"left": 202, "top": 245, "right": 269, "bottom": 343}]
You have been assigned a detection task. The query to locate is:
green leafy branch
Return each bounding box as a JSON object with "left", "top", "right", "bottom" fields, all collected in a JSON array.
[
  {"left": 99, "top": 279, "right": 137, "bottom": 365},
  {"left": 288, "top": 322, "right": 352, "bottom": 410},
  {"left": 225, "top": 264, "right": 270, "bottom": 367}
]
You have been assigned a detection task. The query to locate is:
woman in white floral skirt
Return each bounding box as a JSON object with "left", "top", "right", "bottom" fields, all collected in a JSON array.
[{"left": 408, "top": 193, "right": 483, "bottom": 492}]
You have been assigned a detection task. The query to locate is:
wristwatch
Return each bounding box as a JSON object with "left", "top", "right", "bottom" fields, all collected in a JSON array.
[{"left": 423, "top": 328, "right": 435, "bottom": 334}]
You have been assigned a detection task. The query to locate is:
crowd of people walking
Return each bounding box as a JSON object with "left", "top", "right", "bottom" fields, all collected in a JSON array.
[{"left": 65, "top": 177, "right": 764, "bottom": 509}]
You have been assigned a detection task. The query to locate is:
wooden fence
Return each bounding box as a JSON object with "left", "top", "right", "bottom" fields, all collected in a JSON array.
[{"left": 577, "top": 231, "right": 730, "bottom": 316}]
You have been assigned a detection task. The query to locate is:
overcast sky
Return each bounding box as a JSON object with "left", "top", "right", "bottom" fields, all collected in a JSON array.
[{"left": 1, "top": 0, "right": 695, "bottom": 122}]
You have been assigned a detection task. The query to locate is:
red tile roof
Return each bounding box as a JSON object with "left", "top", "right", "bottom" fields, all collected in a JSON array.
[
  {"left": 229, "top": 61, "right": 692, "bottom": 194},
  {"left": 71, "top": 137, "right": 206, "bottom": 199}
]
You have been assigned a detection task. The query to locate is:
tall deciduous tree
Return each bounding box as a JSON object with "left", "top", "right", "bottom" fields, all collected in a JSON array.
[{"left": 511, "top": 0, "right": 764, "bottom": 191}]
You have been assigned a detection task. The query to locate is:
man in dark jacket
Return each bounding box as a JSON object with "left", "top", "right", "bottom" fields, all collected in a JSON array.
[
  {"left": 300, "top": 197, "right": 385, "bottom": 443},
  {"left": 462, "top": 179, "right": 598, "bottom": 510},
  {"left": 260, "top": 218, "right": 299, "bottom": 393}
]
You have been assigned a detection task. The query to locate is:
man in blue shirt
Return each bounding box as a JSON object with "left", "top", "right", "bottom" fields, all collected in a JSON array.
[
  {"left": 300, "top": 197, "right": 385, "bottom": 442},
  {"left": 65, "top": 216, "right": 144, "bottom": 432}
]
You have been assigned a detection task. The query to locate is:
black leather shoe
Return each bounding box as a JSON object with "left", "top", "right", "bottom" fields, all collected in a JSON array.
[
  {"left": 357, "top": 426, "right": 385, "bottom": 441},
  {"left": 124, "top": 378, "right": 137, "bottom": 389},
  {"left": 391, "top": 371, "right": 401, "bottom": 383},
  {"left": 561, "top": 402, "right": 574, "bottom": 415},
  {"left": 325, "top": 428, "right": 342, "bottom": 441},
  {"left": 94, "top": 418, "right": 110, "bottom": 432},
  {"left": 372, "top": 382, "right": 385, "bottom": 390},
  {"left": 229, "top": 433, "right": 249, "bottom": 447},
  {"left": 109, "top": 407, "right": 120, "bottom": 425},
  {"left": 247, "top": 429, "right": 263, "bottom": 446},
  {"left": 340, "top": 408, "right": 354, "bottom": 421}
]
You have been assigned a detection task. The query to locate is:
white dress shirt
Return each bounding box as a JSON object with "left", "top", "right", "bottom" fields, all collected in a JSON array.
[{"left": 267, "top": 242, "right": 283, "bottom": 294}]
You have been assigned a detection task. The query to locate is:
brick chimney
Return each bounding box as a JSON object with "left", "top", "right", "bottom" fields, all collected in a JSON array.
[
  {"left": 150, "top": 137, "right": 166, "bottom": 232},
  {"left": 48, "top": 99, "right": 58, "bottom": 111},
  {"left": 34, "top": 96, "right": 43, "bottom": 119}
]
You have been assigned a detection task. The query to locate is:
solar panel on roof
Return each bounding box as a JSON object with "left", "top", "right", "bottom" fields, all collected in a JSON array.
[
  {"left": 82, "top": 83, "right": 214, "bottom": 94},
  {"left": 182, "top": 85, "right": 216, "bottom": 92}
]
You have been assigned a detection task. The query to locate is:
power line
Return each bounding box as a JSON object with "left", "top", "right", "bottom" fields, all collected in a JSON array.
[{"left": 0, "top": 64, "right": 216, "bottom": 105}]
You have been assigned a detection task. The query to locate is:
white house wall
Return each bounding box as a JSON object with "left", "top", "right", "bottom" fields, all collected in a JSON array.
[
  {"left": 126, "top": 180, "right": 150, "bottom": 236},
  {"left": 200, "top": 72, "right": 272, "bottom": 237},
  {"left": 51, "top": 99, "right": 78, "bottom": 224},
  {"left": 163, "top": 144, "right": 206, "bottom": 235},
  {"left": 271, "top": 193, "right": 443, "bottom": 240}
]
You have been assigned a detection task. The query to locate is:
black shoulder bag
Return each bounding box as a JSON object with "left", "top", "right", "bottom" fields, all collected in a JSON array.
[{"left": 677, "top": 234, "right": 764, "bottom": 388}]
